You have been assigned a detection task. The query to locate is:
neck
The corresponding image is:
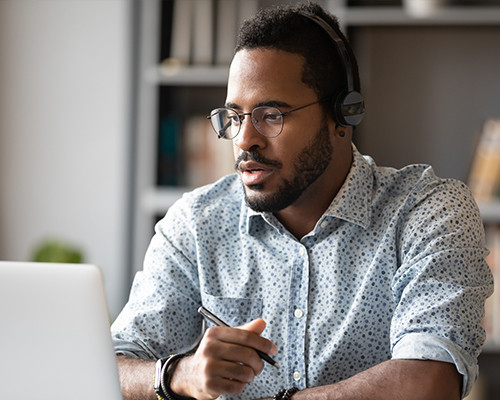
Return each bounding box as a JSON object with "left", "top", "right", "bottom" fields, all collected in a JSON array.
[{"left": 275, "top": 145, "right": 353, "bottom": 239}]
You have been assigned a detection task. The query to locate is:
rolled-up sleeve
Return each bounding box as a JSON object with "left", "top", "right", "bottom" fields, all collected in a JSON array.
[{"left": 390, "top": 180, "right": 493, "bottom": 398}]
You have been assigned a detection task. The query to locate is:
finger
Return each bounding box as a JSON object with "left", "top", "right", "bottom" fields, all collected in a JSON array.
[
  {"left": 216, "top": 359, "right": 259, "bottom": 384},
  {"left": 219, "top": 342, "right": 265, "bottom": 375},
  {"left": 192, "top": 352, "right": 259, "bottom": 398},
  {"left": 238, "top": 318, "right": 267, "bottom": 334},
  {"left": 184, "top": 358, "right": 249, "bottom": 399},
  {"left": 206, "top": 324, "right": 277, "bottom": 359},
  {"left": 202, "top": 328, "right": 265, "bottom": 375},
  {"left": 237, "top": 319, "right": 278, "bottom": 356}
]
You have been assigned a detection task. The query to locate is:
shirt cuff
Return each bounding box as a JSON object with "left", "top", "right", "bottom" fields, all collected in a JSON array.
[
  {"left": 392, "top": 332, "right": 478, "bottom": 398},
  {"left": 112, "top": 338, "right": 157, "bottom": 360}
]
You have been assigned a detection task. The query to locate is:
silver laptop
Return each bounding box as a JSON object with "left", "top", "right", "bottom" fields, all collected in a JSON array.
[{"left": 0, "top": 261, "right": 123, "bottom": 400}]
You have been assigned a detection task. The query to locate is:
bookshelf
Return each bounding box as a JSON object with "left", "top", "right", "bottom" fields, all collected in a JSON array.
[
  {"left": 131, "top": 3, "right": 500, "bottom": 397},
  {"left": 132, "top": 0, "right": 500, "bottom": 260},
  {"left": 147, "top": 65, "right": 229, "bottom": 86},
  {"left": 479, "top": 201, "right": 500, "bottom": 225},
  {"left": 344, "top": 6, "right": 500, "bottom": 26}
]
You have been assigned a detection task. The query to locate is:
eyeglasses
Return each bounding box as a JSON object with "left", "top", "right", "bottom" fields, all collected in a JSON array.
[{"left": 207, "top": 99, "right": 322, "bottom": 140}]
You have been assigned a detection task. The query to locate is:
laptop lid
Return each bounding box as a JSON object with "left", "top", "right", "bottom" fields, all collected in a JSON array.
[{"left": 0, "top": 261, "right": 123, "bottom": 400}]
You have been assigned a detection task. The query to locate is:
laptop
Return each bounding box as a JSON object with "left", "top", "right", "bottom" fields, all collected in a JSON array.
[{"left": 0, "top": 261, "right": 123, "bottom": 400}]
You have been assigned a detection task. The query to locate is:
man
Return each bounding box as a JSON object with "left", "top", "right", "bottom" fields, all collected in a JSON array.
[{"left": 111, "top": 2, "right": 493, "bottom": 400}]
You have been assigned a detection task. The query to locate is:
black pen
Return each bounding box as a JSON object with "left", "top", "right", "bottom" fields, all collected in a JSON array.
[{"left": 197, "top": 306, "right": 280, "bottom": 369}]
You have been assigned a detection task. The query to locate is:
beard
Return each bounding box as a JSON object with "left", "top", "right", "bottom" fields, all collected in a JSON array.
[{"left": 237, "top": 116, "right": 333, "bottom": 213}]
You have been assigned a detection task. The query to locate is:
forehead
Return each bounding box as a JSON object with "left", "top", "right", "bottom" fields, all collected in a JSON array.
[{"left": 226, "top": 48, "right": 316, "bottom": 106}]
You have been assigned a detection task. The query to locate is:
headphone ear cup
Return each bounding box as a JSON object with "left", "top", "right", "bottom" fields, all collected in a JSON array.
[
  {"left": 333, "top": 91, "right": 365, "bottom": 127},
  {"left": 299, "top": 12, "right": 366, "bottom": 127}
]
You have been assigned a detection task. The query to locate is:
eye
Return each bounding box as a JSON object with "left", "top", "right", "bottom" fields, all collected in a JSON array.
[
  {"left": 229, "top": 114, "right": 240, "bottom": 124},
  {"left": 261, "top": 109, "right": 282, "bottom": 124},
  {"left": 224, "top": 110, "right": 240, "bottom": 125}
]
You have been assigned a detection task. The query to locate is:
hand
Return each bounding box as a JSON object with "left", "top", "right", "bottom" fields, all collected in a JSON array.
[{"left": 170, "top": 318, "right": 278, "bottom": 400}]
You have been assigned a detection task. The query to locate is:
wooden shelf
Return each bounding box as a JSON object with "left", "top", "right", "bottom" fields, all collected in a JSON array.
[
  {"left": 482, "top": 338, "right": 500, "bottom": 353},
  {"left": 344, "top": 6, "right": 500, "bottom": 26},
  {"left": 146, "top": 65, "right": 229, "bottom": 86},
  {"left": 141, "top": 186, "right": 188, "bottom": 215},
  {"left": 478, "top": 201, "right": 500, "bottom": 224}
]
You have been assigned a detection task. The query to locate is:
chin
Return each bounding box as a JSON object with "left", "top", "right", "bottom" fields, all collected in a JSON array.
[{"left": 243, "top": 183, "right": 301, "bottom": 213}]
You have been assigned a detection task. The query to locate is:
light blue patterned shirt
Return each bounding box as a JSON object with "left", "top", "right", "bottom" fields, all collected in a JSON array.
[{"left": 112, "top": 147, "right": 493, "bottom": 399}]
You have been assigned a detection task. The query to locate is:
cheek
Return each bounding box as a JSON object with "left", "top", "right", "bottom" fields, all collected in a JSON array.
[
  {"left": 273, "top": 131, "right": 308, "bottom": 158},
  {"left": 233, "top": 144, "right": 239, "bottom": 161}
]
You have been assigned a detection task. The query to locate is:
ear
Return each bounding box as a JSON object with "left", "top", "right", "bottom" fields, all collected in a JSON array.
[{"left": 333, "top": 122, "right": 351, "bottom": 140}]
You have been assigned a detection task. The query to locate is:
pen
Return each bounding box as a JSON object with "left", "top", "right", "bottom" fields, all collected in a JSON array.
[{"left": 197, "top": 306, "right": 280, "bottom": 369}]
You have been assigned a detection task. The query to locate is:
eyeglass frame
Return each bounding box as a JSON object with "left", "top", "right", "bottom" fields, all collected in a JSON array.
[{"left": 207, "top": 98, "right": 326, "bottom": 140}]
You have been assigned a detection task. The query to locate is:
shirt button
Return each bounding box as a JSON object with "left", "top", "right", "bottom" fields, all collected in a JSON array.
[
  {"left": 299, "top": 247, "right": 306, "bottom": 256},
  {"left": 293, "top": 371, "right": 302, "bottom": 381},
  {"left": 321, "top": 220, "right": 328, "bottom": 228},
  {"left": 294, "top": 308, "right": 304, "bottom": 318}
]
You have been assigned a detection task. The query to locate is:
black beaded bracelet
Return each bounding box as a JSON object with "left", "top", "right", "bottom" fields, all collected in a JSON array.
[
  {"left": 275, "top": 387, "right": 299, "bottom": 400},
  {"left": 160, "top": 354, "right": 195, "bottom": 400}
]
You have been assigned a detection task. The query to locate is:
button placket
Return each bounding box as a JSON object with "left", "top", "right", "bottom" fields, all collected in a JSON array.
[{"left": 286, "top": 243, "right": 309, "bottom": 388}]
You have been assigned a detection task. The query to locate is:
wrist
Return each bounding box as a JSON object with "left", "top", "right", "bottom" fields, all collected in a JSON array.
[
  {"left": 168, "top": 354, "right": 194, "bottom": 398},
  {"left": 154, "top": 354, "right": 194, "bottom": 400}
]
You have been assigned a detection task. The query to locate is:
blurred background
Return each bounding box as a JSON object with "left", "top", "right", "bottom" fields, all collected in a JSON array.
[
  {"left": 0, "top": 0, "right": 499, "bottom": 397},
  {"left": 0, "top": 0, "right": 131, "bottom": 316}
]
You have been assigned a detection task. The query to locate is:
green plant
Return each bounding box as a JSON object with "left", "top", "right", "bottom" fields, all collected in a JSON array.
[{"left": 32, "top": 239, "right": 84, "bottom": 263}]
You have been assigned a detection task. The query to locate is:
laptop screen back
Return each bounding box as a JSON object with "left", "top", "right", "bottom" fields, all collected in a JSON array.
[{"left": 0, "top": 261, "right": 123, "bottom": 400}]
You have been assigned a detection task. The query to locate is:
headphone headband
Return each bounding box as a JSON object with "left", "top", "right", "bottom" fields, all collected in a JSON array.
[
  {"left": 300, "top": 12, "right": 354, "bottom": 93},
  {"left": 299, "top": 11, "right": 365, "bottom": 127}
]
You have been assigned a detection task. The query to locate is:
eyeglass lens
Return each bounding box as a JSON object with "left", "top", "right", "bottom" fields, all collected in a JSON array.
[{"left": 209, "top": 107, "right": 284, "bottom": 139}]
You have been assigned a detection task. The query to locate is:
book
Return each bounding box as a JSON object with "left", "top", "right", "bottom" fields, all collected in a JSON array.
[
  {"left": 170, "top": 0, "right": 193, "bottom": 65},
  {"left": 483, "top": 224, "right": 500, "bottom": 345},
  {"left": 215, "top": 0, "right": 238, "bottom": 65},
  {"left": 183, "top": 115, "right": 235, "bottom": 187},
  {"left": 467, "top": 119, "right": 500, "bottom": 202},
  {"left": 157, "top": 115, "right": 181, "bottom": 186},
  {"left": 192, "top": 0, "right": 214, "bottom": 65}
]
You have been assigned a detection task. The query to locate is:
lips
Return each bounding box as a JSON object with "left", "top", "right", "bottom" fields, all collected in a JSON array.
[{"left": 238, "top": 161, "right": 274, "bottom": 186}]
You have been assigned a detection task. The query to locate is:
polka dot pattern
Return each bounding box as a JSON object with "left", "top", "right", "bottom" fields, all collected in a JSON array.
[{"left": 111, "top": 148, "right": 493, "bottom": 399}]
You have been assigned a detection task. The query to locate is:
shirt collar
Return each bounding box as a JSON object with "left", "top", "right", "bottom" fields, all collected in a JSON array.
[
  {"left": 324, "top": 145, "right": 372, "bottom": 229},
  {"left": 244, "top": 144, "right": 373, "bottom": 235}
]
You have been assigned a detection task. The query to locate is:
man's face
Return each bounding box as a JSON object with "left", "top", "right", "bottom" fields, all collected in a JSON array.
[{"left": 226, "top": 48, "right": 336, "bottom": 213}]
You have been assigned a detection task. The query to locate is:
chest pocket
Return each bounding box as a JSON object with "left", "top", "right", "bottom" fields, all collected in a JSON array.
[{"left": 201, "top": 292, "right": 263, "bottom": 327}]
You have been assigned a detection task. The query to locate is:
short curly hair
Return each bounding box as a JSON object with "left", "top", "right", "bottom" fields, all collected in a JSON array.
[{"left": 235, "top": 1, "right": 360, "bottom": 119}]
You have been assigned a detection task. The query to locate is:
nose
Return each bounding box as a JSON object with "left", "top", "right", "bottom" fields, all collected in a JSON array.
[{"left": 233, "top": 114, "right": 267, "bottom": 152}]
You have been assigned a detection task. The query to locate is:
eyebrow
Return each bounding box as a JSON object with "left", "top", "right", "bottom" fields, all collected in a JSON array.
[{"left": 225, "top": 100, "right": 293, "bottom": 110}]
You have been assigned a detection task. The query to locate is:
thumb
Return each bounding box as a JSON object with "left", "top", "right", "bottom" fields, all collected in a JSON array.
[{"left": 238, "top": 318, "right": 267, "bottom": 335}]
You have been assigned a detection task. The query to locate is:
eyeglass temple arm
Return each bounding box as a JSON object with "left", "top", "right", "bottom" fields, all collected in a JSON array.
[
  {"left": 281, "top": 99, "right": 322, "bottom": 117},
  {"left": 207, "top": 114, "right": 232, "bottom": 139}
]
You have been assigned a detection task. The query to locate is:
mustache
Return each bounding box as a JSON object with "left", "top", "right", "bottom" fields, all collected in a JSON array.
[{"left": 235, "top": 149, "right": 283, "bottom": 170}]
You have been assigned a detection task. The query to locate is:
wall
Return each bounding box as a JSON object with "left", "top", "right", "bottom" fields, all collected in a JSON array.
[
  {"left": 352, "top": 25, "right": 500, "bottom": 181},
  {"left": 0, "top": 0, "right": 131, "bottom": 316}
]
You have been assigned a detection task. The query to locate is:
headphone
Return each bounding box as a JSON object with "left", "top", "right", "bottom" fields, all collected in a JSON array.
[{"left": 299, "top": 12, "right": 365, "bottom": 127}]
